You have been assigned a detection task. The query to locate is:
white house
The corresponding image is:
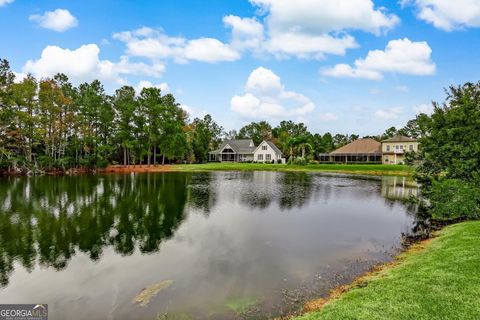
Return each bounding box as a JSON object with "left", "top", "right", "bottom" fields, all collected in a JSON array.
[{"left": 209, "top": 139, "right": 284, "bottom": 163}]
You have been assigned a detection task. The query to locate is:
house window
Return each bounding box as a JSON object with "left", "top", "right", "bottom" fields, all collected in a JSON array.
[
  {"left": 257, "top": 154, "right": 263, "bottom": 161},
  {"left": 409, "top": 145, "right": 414, "bottom": 151},
  {"left": 386, "top": 145, "right": 390, "bottom": 151},
  {"left": 400, "top": 145, "right": 403, "bottom": 150},
  {"left": 396, "top": 145, "right": 400, "bottom": 150},
  {"left": 266, "top": 154, "right": 271, "bottom": 161},
  {"left": 262, "top": 145, "right": 267, "bottom": 150}
]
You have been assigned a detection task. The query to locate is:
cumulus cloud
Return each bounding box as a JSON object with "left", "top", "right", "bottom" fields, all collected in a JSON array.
[
  {"left": 113, "top": 27, "right": 239, "bottom": 63},
  {"left": 249, "top": 0, "right": 398, "bottom": 59},
  {"left": 402, "top": 0, "right": 480, "bottom": 31},
  {"left": 374, "top": 107, "right": 403, "bottom": 119},
  {"left": 135, "top": 80, "right": 169, "bottom": 94},
  {"left": 22, "top": 44, "right": 165, "bottom": 85},
  {"left": 0, "top": 0, "right": 13, "bottom": 7},
  {"left": 231, "top": 67, "right": 315, "bottom": 119},
  {"left": 29, "top": 9, "right": 78, "bottom": 32},
  {"left": 321, "top": 38, "right": 436, "bottom": 80},
  {"left": 318, "top": 112, "right": 338, "bottom": 121},
  {"left": 413, "top": 103, "right": 434, "bottom": 115},
  {"left": 113, "top": 0, "right": 401, "bottom": 64},
  {"left": 223, "top": 15, "right": 265, "bottom": 51}
]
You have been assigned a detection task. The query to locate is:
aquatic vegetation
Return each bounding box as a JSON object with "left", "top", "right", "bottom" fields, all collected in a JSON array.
[
  {"left": 224, "top": 296, "right": 259, "bottom": 314},
  {"left": 133, "top": 280, "right": 174, "bottom": 307}
]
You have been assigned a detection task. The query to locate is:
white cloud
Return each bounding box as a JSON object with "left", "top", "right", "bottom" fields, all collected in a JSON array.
[
  {"left": 113, "top": 27, "right": 239, "bottom": 63},
  {"left": 402, "top": 0, "right": 480, "bottom": 31},
  {"left": 249, "top": 0, "right": 398, "bottom": 59},
  {"left": 23, "top": 44, "right": 165, "bottom": 85},
  {"left": 321, "top": 38, "right": 436, "bottom": 80},
  {"left": 0, "top": 0, "right": 13, "bottom": 7},
  {"left": 223, "top": 15, "right": 265, "bottom": 51},
  {"left": 184, "top": 38, "right": 240, "bottom": 63},
  {"left": 318, "top": 112, "right": 338, "bottom": 121},
  {"left": 374, "top": 107, "right": 403, "bottom": 119},
  {"left": 251, "top": 0, "right": 399, "bottom": 35},
  {"left": 413, "top": 103, "right": 434, "bottom": 115},
  {"left": 29, "top": 9, "right": 78, "bottom": 32},
  {"left": 135, "top": 80, "right": 169, "bottom": 94},
  {"left": 231, "top": 67, "right": 315, "bottom": 119}
]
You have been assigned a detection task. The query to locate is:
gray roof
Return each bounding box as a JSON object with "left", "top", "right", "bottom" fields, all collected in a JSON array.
[
  {"left": 210, "top": 139, "right": 283, "bottom": 155},
  {"left": 382, "top": 135, "right": 417, "bottom": 143},
  {"left": 264, "top": 141, "right": 283, "bottom": 155},
  {"left": 214, "top": 139, "right": 256, "bottom": 154}
]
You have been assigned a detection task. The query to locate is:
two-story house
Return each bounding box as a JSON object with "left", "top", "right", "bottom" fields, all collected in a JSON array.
[{"left": 381, "top": 135, "right": 419, "bottom": 164}]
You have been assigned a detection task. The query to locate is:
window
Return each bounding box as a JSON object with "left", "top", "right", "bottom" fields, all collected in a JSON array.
[
  {"left": 386, "top": 145, "right": 390, "bottom": 151},
  {"left": 266, "top": 154, "right": 271, "bottom": 161},
  {"left": 257, "top": 154, "right": 263, "bottom": 161},
  {"left": 409, "top": 145, "right": 413, "bottom": 151},
  {"left": 396, "top": 145, "right": 400, "bottom": 150},
  {"left": 400, "top": 145, "right": 403, "bottom": 150},
  {"left": 262, "top": 145, "right": 267, "bottom": 150}
]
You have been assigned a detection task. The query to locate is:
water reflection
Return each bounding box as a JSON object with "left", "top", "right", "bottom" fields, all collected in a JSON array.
[
  {"left": 0, "top": 172, "right": 418, "bottom": 319},
  {"left": 0, "top": 174, "right": 189, "bottom": 287}
]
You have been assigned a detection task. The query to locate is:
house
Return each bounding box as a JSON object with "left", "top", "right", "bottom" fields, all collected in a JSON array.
[
  {"left": 209, "top": 139, "right": 284, "bottom": 163},
  {"left": 381, "top": 135, "right": 418, "bottom": 165},
  {"left": 318, "top": 138, "right": 383, "bottom": 163}
]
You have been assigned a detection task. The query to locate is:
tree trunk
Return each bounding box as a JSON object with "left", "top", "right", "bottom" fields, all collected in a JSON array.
[
  {"left": 147, "top": 145, "right": 151, "bottom": 166},
  {"left": 153, "top": 145, "right": 157, "bottom": 166},
  {"left": 302, "top": 145, "right": 305, "bottom": 158},
  {"left": 123, "top": 147, "right": 127, "bottom": 166},
  {"left": 162, "top": 153, "right": 165, "bottom": 165}
]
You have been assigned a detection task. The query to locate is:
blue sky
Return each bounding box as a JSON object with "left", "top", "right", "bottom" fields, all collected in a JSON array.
[{"left": 1, "top": 0, "right": 479, "bottom": 135}]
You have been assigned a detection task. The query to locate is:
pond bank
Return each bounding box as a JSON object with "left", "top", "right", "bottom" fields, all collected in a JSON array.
[
  {"left": 294, "top": 221, "right": 480, "bottom": 320},
  {"left": 103, "top": 163, "right": 414, "bottom": 176}
]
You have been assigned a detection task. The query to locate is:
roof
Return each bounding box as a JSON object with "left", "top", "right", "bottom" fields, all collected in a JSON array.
[
  {"left": 382, "top": 135, "right": 417, "bottom": 142},
  {"left": 330, "top": 138, "right": 381, "bottom": 154},
  {"left": 214, "top": 139, "right": 256, "bottom": 154},
  {"left": 262, "top": 141, "right": 283, "bottom": 155}
]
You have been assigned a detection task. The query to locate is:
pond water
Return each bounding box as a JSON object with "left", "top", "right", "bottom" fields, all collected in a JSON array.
[{"left": 0, "top": 172, "right": 418, "bottom": 319}]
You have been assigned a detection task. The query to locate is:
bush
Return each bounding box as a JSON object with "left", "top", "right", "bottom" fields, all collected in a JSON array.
[
  {"left": 427, "top": 178, "right": 480, "bottom": 220},
  {"left": 309, "top": 160, "right": 319, "bottom": 165},
  {"left": 293, "top": 157, "right": 307, "bottom": 166},
  {"left": 277, "top": 159, "right": 282, "bottom": 164}
]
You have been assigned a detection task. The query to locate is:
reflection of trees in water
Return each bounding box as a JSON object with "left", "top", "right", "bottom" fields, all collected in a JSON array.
[
  {"left": 0, "top": 173, "right": 190, "bottom": 287},
  {"left": 187, "top": 172, "right": 218, "bottom": 214}
]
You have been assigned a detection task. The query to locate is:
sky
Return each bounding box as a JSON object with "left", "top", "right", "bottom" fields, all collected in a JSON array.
[{"left": 1, "top": 0, "right": 479, "bottom": 135}]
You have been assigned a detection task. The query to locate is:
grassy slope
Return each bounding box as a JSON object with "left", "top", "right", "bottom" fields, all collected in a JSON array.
[
  {"left": 297, "top": 221, "right": 480, "bottom": 320},
  {"left": 172, "top": 163, "right": 413, "bottom": 176}
]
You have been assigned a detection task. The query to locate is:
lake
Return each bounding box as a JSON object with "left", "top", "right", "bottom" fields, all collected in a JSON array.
[{"left": 0, "top": 172, "right": 418, "bottom": 319}]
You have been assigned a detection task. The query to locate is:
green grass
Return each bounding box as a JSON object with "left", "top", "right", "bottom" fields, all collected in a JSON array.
[
  {"left": 297, "top": 221, "right": 480, "bottom": 320},
  {"left": 172, "top": 163, "right": 413, "bottom": 176}
]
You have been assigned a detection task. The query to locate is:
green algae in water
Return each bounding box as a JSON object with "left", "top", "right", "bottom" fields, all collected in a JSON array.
[
  {"left": 133, "top": 280, "right": 174, "bottom": 307},
  {"left": 225, "top": 296, "right": 259, "bottom": 314}
]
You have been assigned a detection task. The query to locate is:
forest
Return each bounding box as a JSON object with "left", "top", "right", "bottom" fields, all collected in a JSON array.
[{"left": 0, "top": 58, "right": 429, "bottom": 173}]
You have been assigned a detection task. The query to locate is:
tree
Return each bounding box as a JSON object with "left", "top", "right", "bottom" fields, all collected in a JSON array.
[
  {"left": 237, "top": 121, "right": 272, "bottom": 145},
  {"left": 417, "top": 82, "right": 480, "bottom": 182},
  {"left": 113, "top": 86, "right": 137, "bottom": 166},
  {"left": 190, "top": 114, "right": 223, "bottom": 163}
]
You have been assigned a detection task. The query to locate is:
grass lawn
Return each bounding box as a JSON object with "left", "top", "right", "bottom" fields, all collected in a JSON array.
[
  {"left": 172, "top": 163, "right": 413, "bottom": 176},
  {"left": 297, "top": 221, "right": 480, "bottom": 320}
]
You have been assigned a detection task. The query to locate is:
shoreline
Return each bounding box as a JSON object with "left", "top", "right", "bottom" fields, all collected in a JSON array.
[{"left": 292, "top": 221, "right": 480, "bottom": 320}]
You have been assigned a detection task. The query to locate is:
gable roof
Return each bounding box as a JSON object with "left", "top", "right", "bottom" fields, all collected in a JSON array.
[
  {"left": 330, "top": 138, "right": 381, "bottom": 154},
  {"left": 382, "top": 135, "right": 417, "bottom": 142},
  {"left": 259, "top": 140, "right": 282, "bottom": 155},
  {"left": 217, "top": 139, "right": 256, "bottom": 153}
]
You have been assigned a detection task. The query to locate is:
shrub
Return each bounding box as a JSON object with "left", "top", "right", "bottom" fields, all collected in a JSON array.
[
  {"left": 293, "top": 157, "right": 307, "bottom": 166},
  {"left": 427, "top": 178, "right": 480, "bottom": 220},
  {"left": 309, "top": 160, "right": 319, "bottom": 165}
]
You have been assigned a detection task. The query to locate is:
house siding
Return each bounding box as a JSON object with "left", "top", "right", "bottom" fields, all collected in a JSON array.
[{"left": 253, "top": 141, "right": 282, "bottom": 163}]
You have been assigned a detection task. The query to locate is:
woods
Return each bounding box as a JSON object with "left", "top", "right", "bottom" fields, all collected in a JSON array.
[{"left": 0, "top": 59, "right": 225, "bottom": 173}]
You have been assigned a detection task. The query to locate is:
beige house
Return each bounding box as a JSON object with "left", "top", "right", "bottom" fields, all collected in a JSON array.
[{"left": 381, "top": 135, "right": 418, "bottom": 165}]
